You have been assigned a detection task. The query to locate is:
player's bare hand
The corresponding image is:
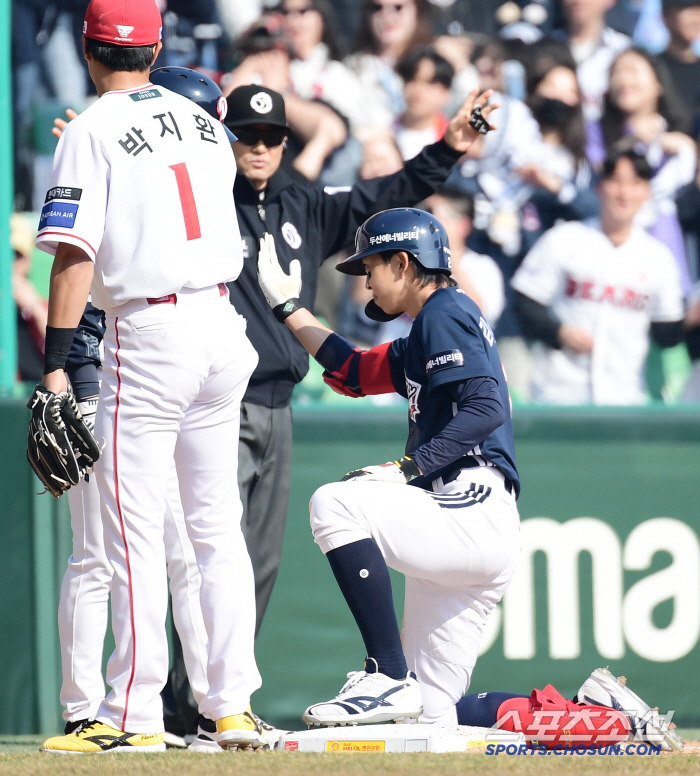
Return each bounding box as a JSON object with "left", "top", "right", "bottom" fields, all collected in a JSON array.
[
  {"left": 52, "top": 109, "right": 79, "bottom": 140},
  {"left": 257, "top": 233, "right": 302, "bottom": 309},
  {"left": 42, "top": 369, "right": 69, "bottom": 395},
  {"left": 443, "top": 90, "right": 499, "bottom": 154},
  {"left": 558, "top": 325, "right": 594, "bottom": 354}
]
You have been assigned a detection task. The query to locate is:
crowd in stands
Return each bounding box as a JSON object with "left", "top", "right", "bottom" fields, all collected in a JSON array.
[{"left": 10, "top": 0, "right": 700, "bottom": 404}]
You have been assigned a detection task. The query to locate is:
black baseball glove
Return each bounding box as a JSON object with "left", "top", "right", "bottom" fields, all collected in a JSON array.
[{"left": 26, "top": 385, "right": 102, "bottom": 498}]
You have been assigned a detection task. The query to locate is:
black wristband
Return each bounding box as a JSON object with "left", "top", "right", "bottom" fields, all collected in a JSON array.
[
  {"left": 395, "top": 455, "right": 421, "bottom": 482},
  {"left": 273, "top": 298, "right": 303, "bottom": 323},
  {"left": 44, "top": 326, "right": 77, "bottom": 375}
]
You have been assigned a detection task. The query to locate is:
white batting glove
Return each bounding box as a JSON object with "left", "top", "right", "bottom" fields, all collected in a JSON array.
[
  {"left": 257, "top": 232, "right": 302, "bottom": 309},
  {"left": 341, "top": 456, "right": 421, "bottom": 484},
  {"left": 77, "top": 395, "right": 99, "bottom": 433}
]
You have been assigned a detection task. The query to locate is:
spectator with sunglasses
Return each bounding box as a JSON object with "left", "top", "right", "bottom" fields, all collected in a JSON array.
[{"left": 221, "top": 83, "right": 496, "bottom": 637}]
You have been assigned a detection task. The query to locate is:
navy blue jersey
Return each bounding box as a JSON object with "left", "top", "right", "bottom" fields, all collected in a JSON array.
[
  {"left": 387, "top": 287, "right": 519, "bottom": 495},
  {"left": 66, "top": 302, "right": 106, "bottom": 371}
]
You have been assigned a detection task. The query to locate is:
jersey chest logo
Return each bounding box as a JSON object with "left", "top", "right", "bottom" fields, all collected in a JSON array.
[
  {"left": 405, "top": 377, "right": 421, "bottom": 422},
  {"left": 282, "top": 222, "right": 302, "bottom": 249}
]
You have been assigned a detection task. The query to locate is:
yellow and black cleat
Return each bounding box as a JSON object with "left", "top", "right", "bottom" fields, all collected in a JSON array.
[
  {"left": 217, "top": 706, "right": 267, "bottom": 750},
  {"left": 40, "top": 720, "right": 165, "bottom": 754}
]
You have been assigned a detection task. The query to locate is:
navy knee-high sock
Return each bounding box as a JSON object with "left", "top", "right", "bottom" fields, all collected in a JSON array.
[
  {"left": 456, "top": 692, "right": 528, "bottom": 727},
  {"left": 326, "top": 539, "right": 408, "bottom": 681}
]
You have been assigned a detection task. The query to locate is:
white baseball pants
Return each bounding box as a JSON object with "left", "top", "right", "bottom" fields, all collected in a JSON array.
[
  {"left": 310, "top": 466, "right": 520, "bottom": 724},
  {"left": 94, "top": 286, "right": 260, "bottom": 733},
  {"left": 60, "top": 470, "right": 210, "bottom": 722}
]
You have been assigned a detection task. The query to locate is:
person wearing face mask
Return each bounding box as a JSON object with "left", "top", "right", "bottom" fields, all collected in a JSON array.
[{"left": 516, "top": 61, "right": 599, "bottom": 239}]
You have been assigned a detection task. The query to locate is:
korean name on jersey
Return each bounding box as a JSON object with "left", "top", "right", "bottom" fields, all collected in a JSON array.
[{"left": 35, "top": 84, "right": 242, "bottom": 313}]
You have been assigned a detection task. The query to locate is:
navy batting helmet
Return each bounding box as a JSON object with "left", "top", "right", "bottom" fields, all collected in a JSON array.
[
  {"left": 336, "top": 208, "right": 452, "bottom": 277},
  {"left": 337, "top": 208, "right": 452, "bottom": 322},
  {"left": 150, "top": 67, "right": 237, "bottom": 142}
]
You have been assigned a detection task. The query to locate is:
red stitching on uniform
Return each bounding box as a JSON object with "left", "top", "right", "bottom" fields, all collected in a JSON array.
[
  {"left": 105, "top": 83, "right": 154, "bottom": 95},
  {"left": 113, "top": 318, "right": 137, "bottom": 732},
  {"left": 36, "top": 231, "right": 96, "bottom": 258}
]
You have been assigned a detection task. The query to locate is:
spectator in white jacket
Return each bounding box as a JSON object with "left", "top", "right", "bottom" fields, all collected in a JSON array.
[
  {"left": 552, "top": 0, "right": 631, "bottom": 121},
  {"left": 345, "top": 0, "right": 436, "bottom": 128},
  {"left": 278, "top": 0, "right": 365, "bottom": 131}
]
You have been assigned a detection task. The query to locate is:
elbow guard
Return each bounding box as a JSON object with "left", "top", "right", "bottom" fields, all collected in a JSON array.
[{"left": 316, "top": 333, "right": 395, "bottom": 397}]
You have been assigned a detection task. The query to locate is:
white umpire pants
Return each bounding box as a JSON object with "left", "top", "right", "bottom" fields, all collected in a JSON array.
[
  {"left": 94, "top": 286, "right": 260, "bottom": 733},
  {"left": 60, "top": 470, "right": 210, "bottom": 722},
  {"left": 310, "top": 467, "right": 520, "bottom": 724}
]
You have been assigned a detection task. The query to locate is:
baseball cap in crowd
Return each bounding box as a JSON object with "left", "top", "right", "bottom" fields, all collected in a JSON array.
[
  {"left": 225, "top": 86, "right": 288, "bottom": 131},
  {"left": 84, "top": 0, "right": 163, "bottom": 47},
  {"left": 662, "top": 0, "right": 700, "bottom": 7}
]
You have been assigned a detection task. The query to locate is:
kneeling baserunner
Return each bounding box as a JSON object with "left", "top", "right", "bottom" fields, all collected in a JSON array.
[{"left": 257, "top": 208, "right": 520, "bottom": 726}]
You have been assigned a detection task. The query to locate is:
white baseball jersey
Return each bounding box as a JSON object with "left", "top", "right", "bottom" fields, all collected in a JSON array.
[
  {"left": 512, "top": 220, "right": 684, "bottom": 405},
  {"left": 35, "top": 83, "right": 242, "bottom": 313}
]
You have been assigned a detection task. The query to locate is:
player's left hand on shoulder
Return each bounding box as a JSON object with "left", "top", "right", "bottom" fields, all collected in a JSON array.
[
  {"left": 51, "top": 108, "right": 79, "bottom": 140},
  {"left": 444, "top": 89, "right": 499, "bottom": 153},
  {"left": 257, "top": 232, "right": 302, "bottom": 308},
  {"left": 341, "top": 456, "right": 421, "bottom": 484}
]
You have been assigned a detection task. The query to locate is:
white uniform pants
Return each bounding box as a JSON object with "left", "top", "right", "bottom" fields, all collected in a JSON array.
[
  {"left": 94, "top": 286, "right": 260, "bottom": 733},
  {"left": 60, "top": 470, "right": 210, "bottom": 722},
  {"left": 310, "top": 467, "right": 520, "bottom": 724}
]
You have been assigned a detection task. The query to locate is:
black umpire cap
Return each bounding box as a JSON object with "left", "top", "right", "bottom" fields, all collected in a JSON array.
[{"left": 225, "top": 85, "right": 289, "bottom": 130}]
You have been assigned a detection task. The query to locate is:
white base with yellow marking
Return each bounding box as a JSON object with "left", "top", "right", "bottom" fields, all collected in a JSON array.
[{"left": 277, "top": 724, "right": 525, "bottom": 753}]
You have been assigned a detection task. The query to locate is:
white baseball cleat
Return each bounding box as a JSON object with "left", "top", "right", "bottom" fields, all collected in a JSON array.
[
  {"left": 577, "top": 667, "right": 683, "bottom": 751},
  {"left": 188, "top": 717, "right": 223, "bottom": 753},
  {"left": 302, "top": 668, "right": 422, "bottom": 727},
  {"left": 251, "top": 712, "right": 290, "bottom": 748},
  {"left": 189, "top": 710, "right": 284, "bottom": 752}
]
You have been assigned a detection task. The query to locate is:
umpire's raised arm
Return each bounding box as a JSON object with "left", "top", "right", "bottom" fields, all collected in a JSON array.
[{"left": 315, "top": 90, "right": 499, "bottom": 261}]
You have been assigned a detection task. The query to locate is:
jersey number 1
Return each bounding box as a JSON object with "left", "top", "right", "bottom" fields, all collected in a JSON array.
[{"left": 169, "top": 163, "right": 201, "bottom": 241}]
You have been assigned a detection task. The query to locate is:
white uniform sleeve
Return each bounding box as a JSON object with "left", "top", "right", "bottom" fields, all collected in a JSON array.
[
  {"left": 511, "top": 226, "right": 567, "bottom": 306},
  {"left": 649, "top": 244, "right": 685, "bottom": 322},
  {"left": 650, "top": 142, "right": 697, "bottom": 202},
  {"left": 35, "top": 118, "right": 109, "bottom": 261}
]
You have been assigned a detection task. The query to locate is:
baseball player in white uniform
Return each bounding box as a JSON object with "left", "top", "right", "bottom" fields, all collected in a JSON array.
[
  {"left": 35, "top": 0, "right": 263, "bottom": 753},
  {"left": 62, "top": 460, "right": 210, "bottom": 731},
  {"left": 512, "top": 148, "right": 685, "bottom": 405}
]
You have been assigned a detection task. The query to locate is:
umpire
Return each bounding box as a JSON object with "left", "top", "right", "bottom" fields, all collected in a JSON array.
[{"left": 225, "top": 84, "right": 491, "bottom": 631}]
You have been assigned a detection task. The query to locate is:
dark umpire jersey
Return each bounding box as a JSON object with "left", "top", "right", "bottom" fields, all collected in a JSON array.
[
  {"left": 230, "top": 140, "right": 463, "bottom": 408},
  {"left": 386, "top": 286, "right": 520, "bottom": 496}
]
